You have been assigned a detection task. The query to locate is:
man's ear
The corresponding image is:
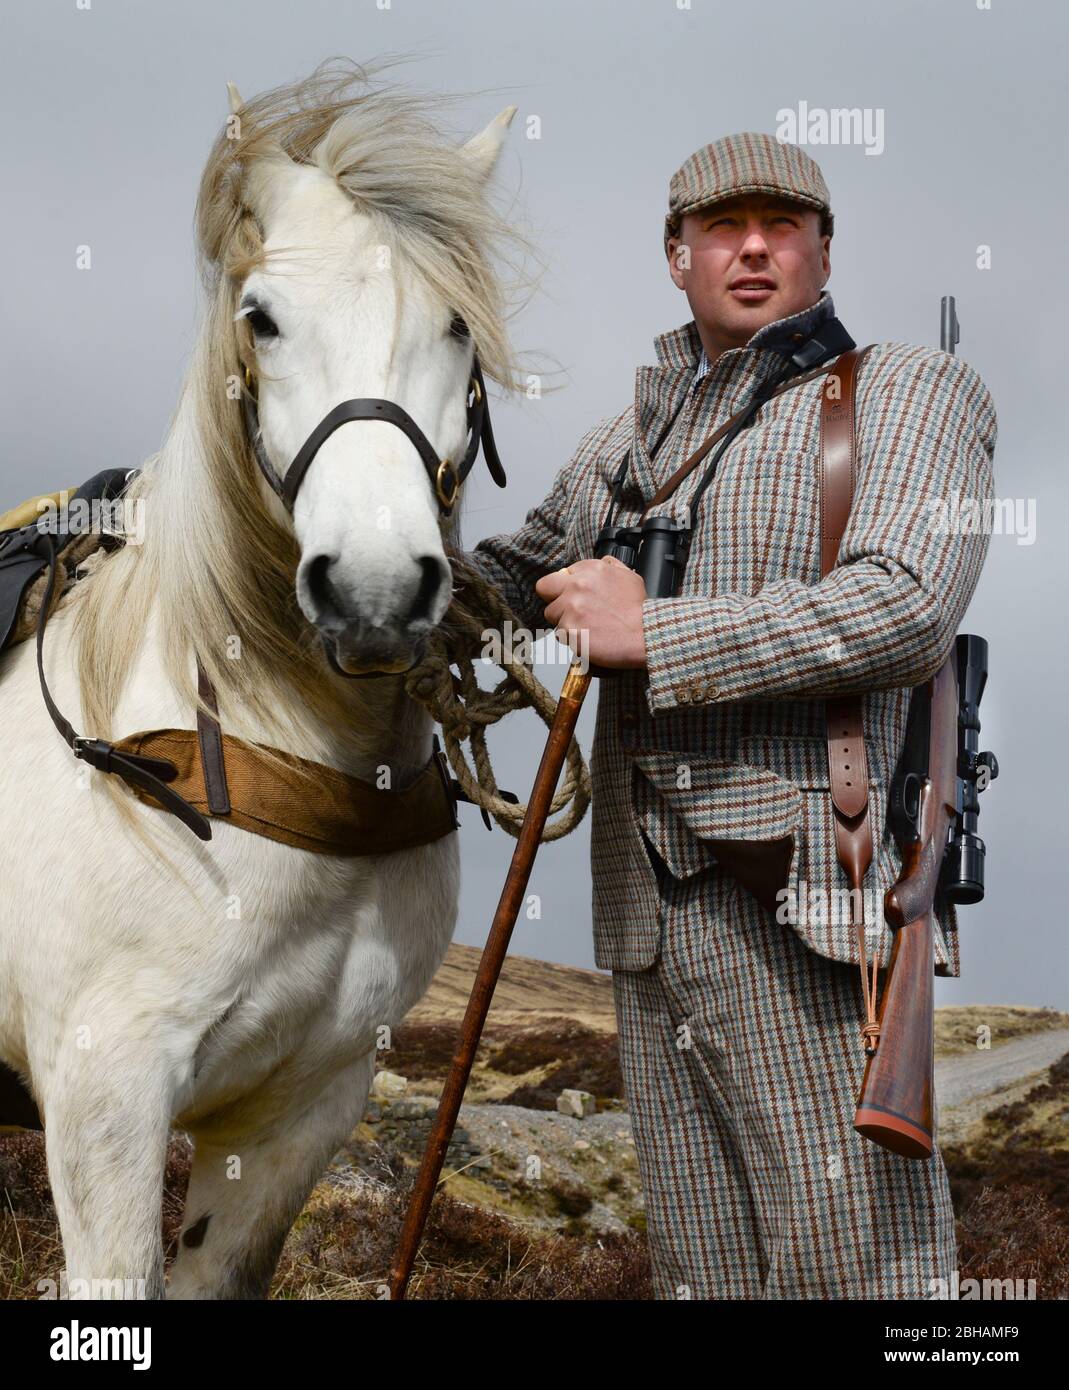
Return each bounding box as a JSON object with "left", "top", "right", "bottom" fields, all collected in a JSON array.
[{"left": 666, "top": 234, "right": 689, "bottom": 290}]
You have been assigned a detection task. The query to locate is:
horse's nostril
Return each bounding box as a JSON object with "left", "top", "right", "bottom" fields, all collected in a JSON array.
[
  {"left": 305, "top": 553, "right": 340, "bottom": 618},
  {"left": 408, "top": 555, "right": 446, "bottom": 625}
]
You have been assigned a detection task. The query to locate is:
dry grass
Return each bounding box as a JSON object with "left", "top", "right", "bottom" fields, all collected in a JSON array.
[
  {"left": 271, "top": 1172, "right": 651, "bottom": 1300},
  {"left": 405, "top": 943, "right": 616, "bottom": 1034},
  {"left": 386, "top": 1017, "right": 624, "bottom": 1109},
  {"left": 0, "top": 1129, "right": 649, "bottom": 1300},
  {"left": 943, "top": 1050, "right": 1069, "bottom": 1299},
  {"left": 935, "top": 1005, "right": 1069, "bottom": 1057},
  {"left": 3, "top": 991, "right": 1066, "bottom": 1300},
  {"left": 956, "top": 1186, "right": 1069, "bottom": 1298}
]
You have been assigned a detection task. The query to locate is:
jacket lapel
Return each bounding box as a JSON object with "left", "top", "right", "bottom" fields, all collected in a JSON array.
[
  {"left": 629, "top": 293, "right": 840, "bottom": 509},
  {"left": 629, "top": 321, "right": 703, "bottom": 507}
]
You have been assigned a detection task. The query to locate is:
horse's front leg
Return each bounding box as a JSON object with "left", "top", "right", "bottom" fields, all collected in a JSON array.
[
  {"left": 167, "top": 1049, "right": 376, "bottom": 1300},
  {"left": 40, "top": 1034, "right": 179, "bottom": 1300}
]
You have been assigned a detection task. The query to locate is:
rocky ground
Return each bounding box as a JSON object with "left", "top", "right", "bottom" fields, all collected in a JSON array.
[
  {"left": 1, "top": 947, "right": 1066, "bottom": 1299},
  {"left": 335, "top": 1095, "right": 645, "bottom": 1235}
]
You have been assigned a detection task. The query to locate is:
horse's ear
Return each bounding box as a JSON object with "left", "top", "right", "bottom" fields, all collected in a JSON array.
[
  {"left": 460, "top": 105, "right": 517, "bottom": 182},
  {"left": 226, "top": 80, "right": 293, "bottom": 229}
]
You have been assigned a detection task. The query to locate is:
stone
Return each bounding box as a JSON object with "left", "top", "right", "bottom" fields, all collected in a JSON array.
[
  {"left": 371, "top": 1070, "right": 408, "bottom": 1098},
  {"left": 556, "top": 1088, "right": 597, "bottom": 1118}
]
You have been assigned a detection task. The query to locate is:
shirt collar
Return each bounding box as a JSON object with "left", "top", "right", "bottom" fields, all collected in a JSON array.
[{"left": 649, "top": 290, "right": 838, "bottom": 378}]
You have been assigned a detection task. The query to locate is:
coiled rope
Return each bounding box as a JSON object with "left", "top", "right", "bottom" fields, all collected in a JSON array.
[{"left": 403, "top": 550, "right": 591, "bottom": 840}]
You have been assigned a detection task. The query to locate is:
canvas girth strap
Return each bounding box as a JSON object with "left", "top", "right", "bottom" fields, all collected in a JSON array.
[
  {"left": 111, "top": 718, "right": 459, "bottom": 857},
  {"left": 819, "top": 345, "right": 881, "bottom": 1054}
]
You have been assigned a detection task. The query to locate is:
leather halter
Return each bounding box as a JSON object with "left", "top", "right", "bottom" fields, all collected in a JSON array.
[
  {"left": 241, "top": 355, "right": 507, "bottom": 516},
  {"left": 8, "top": 354, "right": 512, "bottom": 843}
]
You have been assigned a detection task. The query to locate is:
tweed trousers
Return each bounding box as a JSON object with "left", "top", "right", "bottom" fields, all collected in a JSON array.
[{"left": 612, "top": 839, "right": 957, "bottom": 1300}]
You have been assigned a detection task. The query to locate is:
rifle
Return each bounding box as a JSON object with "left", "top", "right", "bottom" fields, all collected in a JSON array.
[
  {"left": 854, "top": 636, "right": 997, "bottom": 1157},
  {"left": 853, "top": 653, "right": 953, "bottom": 1158},
  {"left": 852, "top": 296, "right": 998, "bottom": 1160}
]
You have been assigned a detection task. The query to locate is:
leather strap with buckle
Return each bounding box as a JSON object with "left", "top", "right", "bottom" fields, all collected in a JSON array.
[
  {"left": 242, "top": 357, "right": 504, "bottom": 519},
  {"left": 819, "top": 344, "right": 881, "bottom": 1054}
]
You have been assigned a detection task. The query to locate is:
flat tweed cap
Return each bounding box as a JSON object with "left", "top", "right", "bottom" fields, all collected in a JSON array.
[{"left": 664, "top": 132, "right": 831, "bottom": 250}]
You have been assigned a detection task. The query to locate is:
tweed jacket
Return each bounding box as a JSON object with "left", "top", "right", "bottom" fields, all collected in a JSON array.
[{"left": 468, "top": 292, "right": 997, "bottom": 975}]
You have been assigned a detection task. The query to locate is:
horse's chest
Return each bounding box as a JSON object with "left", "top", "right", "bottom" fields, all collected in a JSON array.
[{"left": 185, "top": 838, "right": 458, "bottom": 1115}]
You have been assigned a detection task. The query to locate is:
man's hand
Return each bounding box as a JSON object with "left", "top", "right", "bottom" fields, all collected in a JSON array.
[{"left": 534, "top": 556, "right": 647, "bottom": 668}]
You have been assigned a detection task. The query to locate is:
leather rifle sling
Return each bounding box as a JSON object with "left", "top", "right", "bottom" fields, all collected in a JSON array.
[{"left": 819, "top": 345, "right": 882, "bottom": 1054}]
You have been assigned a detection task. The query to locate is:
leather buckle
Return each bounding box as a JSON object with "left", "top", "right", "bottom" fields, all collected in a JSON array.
[
  {"left": 435, "top": 459, "right": 459, "bottom": 511},
  {"left": 72, "top": 735, "right": 111, "bottom": 772},
  {"left": 430, "top": 735, "right": 461, "bottom": 829}
]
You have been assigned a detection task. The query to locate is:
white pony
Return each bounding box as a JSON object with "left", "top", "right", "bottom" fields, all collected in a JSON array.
[{"left": 0, "top": 62, "right": 524, "bottom": 1298}]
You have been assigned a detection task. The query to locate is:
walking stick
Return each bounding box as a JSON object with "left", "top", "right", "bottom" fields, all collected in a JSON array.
[{"left": 388, "top": 658, "right": 592, "bottom": 1299}]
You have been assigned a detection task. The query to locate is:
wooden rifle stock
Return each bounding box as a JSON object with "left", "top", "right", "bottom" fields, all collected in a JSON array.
[{"left": 854, "top": 655, "right": 959, "bottom": 1159}]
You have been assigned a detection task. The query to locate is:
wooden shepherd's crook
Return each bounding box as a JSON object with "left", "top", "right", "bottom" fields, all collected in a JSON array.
[{"left": 388, "top": 658, "right": 592, "bottom": 1299}]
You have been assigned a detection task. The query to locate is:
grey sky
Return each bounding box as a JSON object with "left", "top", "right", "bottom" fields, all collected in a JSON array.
[{"left": 1, "top": 0, "right": 1064, "bottom": 1008}]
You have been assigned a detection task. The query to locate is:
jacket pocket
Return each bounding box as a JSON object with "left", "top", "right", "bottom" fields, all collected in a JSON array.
[{"left": 630, "top": 752, "right": 801, "bottom": 914}]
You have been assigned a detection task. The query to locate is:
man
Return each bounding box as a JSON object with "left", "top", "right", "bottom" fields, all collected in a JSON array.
[{"left": 465, "top": 133, "right": 996, "bottom": 1299}]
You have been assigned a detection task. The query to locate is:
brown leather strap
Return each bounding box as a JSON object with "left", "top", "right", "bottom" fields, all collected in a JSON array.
[
  {"left": 641, "top": 360, "right": 836, "bottom": 516},
  {"left": 820, "top": 346, "right": 875, "bottom": 821},
  {"left": 826, "top": 693, "right": 869, "bottom": 821},
  {"left": 820, "top": 346, "right": 882, "bottom": 1053},
  {"left": 196, "top": 656, "right": 231, "bottom": 815},
  {"left": 110, "top": 726, "right": 458, "bottom": 856},
  {"left": 820, "top": 346, "right": 871, "bottom": 577}
]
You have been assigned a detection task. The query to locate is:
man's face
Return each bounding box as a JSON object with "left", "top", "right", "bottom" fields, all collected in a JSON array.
[{"left": 666, "top": 194, "right": 830, "bottom": 357}]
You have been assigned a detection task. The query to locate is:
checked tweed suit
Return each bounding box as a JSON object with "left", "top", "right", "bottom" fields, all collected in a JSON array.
[{"left": 467, "top": 291, "right": 997, "bottom": 1298}]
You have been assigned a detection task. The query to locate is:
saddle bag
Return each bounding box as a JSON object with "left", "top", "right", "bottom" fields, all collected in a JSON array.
[{"left": 0, "top": 469, "right": 133, "bottom": 655}]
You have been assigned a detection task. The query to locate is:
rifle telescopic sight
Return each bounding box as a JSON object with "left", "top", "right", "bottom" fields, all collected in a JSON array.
[{"left": 941, "top": 634, "right": 998, "bottom": 906}]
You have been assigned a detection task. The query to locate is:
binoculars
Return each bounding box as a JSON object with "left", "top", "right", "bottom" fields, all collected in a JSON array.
[{"left": 594, "top": 514, "right": 691, "bottom": 598}]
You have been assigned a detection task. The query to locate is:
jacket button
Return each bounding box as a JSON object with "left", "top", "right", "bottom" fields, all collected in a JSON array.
[
  {"left": 620, "top": 712, "right": 639, "bottom": 730},
  {"left": 674, "top": 685, "right": 690, "bottom": 703}
]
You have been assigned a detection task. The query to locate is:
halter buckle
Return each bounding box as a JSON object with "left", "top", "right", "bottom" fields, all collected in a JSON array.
[{"left": 435, "top": 459, "right": 459, "bottom": 511}]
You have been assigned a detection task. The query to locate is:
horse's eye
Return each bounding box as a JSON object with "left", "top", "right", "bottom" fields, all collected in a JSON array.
[
  {"left": 448, "top": 313, "right": 470, "bottom": 342},
  {"left": 246, "top": 308, "right": 279, "bottom": 340}
]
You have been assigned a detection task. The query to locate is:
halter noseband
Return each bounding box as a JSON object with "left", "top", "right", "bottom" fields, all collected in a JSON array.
[{"left": 241, "top": 356, "right": 507, "bottom": 517}]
